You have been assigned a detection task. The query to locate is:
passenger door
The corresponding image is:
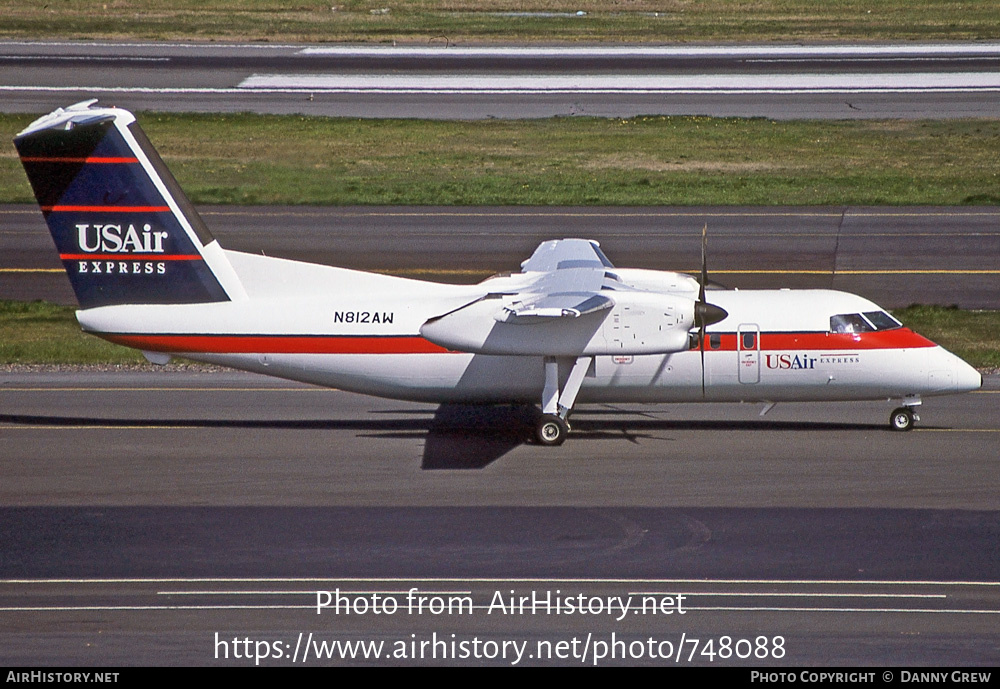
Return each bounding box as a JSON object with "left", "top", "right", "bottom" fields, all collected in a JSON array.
[{"left": 738, "top": 323, "right": 760, "bottom": 384}]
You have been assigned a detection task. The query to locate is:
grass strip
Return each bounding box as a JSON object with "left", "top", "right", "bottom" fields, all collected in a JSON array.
[
  {"left": 2, "top": 300, "right": 996, "bottom": 369},
  {"left": 0, "top": 300, "right": 145, "bottom": 366},
  {"left": 892, "top": 305, "right": 1000, "bottom": 371},
  {"left": 3, "top": 113, "right": 1000, "bottom": 207},
  {"left": 3, "top": 1, "right": 1000, "bottom": 43}
]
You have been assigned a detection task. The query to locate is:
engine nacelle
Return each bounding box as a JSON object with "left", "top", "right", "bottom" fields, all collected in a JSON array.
[
  {"left": 608, "top": 268, "right": 700, "bottom": 296},
  {"left": 421, "top": 291, "right": 697, "bottom": 356}
]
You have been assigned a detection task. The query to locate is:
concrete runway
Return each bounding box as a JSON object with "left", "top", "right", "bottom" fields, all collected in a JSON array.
[
  {"left": 2, "top": 42, "right": 999, "bottom": 119},
  {"left": 4, "top": 204, "right": 999, "bottom": 308},
  {"left": 1, "top": 370, "right": 998, "bottom": 665}
]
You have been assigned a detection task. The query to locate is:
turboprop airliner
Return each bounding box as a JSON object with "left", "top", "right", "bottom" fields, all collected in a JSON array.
[{"left": 14, "top": 101, "right": 982, "bottom": 445}]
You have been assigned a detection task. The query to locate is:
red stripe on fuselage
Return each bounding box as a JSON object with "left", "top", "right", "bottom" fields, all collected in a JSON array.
[
  {"left": 697, "top": 329, "right": 935, "bottom": 352},
  {"left": 98, "top": 329, "right": 935, "bottom": 357},
  {"left": 764, "top": 330, "right": 935, "bottom": 349},
  {"left": 100, "top": 333, "right": 453, "bottom": 355}
]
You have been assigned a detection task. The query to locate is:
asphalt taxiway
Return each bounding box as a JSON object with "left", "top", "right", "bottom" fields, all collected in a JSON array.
[{"left": 1, "top": 370, "right": 998, "bottom": 665}]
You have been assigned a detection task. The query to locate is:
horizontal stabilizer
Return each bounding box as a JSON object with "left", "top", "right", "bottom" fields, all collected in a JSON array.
[{"left": 520, "top": 238, "right": 614, "bottom": 272}]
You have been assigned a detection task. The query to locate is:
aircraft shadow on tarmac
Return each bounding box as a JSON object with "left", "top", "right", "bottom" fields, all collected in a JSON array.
[
  {"left": 380, "top": 406, "right": 887, "bottom": 470},
  {"left": 0, "top": 405, "right": 887, "bottom": 471}
]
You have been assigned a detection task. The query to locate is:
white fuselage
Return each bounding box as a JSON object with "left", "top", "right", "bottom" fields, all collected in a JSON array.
[{"left": 76, "top": 249, "right": 982, "bottom": 406}]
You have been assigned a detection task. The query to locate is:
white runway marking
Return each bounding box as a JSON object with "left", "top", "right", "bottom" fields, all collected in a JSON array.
[
  {"left": 4, "top": 74, "right": 1000, "bottom": 97},
  {"left": 0, "top": 56, "right": 168, "bottom": 62},
  {"left": 237, "top": 72, "right": 1000, "bottom": 94},
  {"left": 4, "top": 41, "right": 1000, "bottom": 58},
  {"left": 5, "top": 576, "right": 999, "bottom": 585},
  {"left": 2, "top": 577, "right": 997, "bottom": 614},
  {"left": 7, "top": 606, "right": 997, "bottom": 614},
  {"left": 0, "top": 40, "right": 306, "bottom": 50},
  {"left": 297, "top": 45, "right": 1000, "bottom": 59}
]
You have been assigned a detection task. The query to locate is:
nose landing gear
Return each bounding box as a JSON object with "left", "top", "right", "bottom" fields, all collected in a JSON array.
[
  {"left": 889, "top": 407, "right": 916, "bottom": 432},
  {"left": 889, "top": 396, "right": 921, "bottom": 432}
]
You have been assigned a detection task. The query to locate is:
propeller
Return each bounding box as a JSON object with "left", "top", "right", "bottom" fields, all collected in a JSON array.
[{"left": 693, "top": 224, "right": 728, "bottom": 396}]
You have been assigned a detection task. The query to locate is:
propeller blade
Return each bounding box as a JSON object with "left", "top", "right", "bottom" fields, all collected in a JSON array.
[
  {"left": 699, "top": 222, "right": 708, "bottom": 305},
  {"left": 700, "top": 328, "right": 706, "bottom": 398},
  {"left": 699, "top": 223, "right": 708, "bottom": 397},
  {"left": 694, "top": 224, "right": 729, "bottom": 397}
]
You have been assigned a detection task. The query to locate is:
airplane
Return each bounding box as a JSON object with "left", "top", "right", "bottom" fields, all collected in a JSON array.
[{"left": 13, "top": 101, "right": 982, "bottom": 445}]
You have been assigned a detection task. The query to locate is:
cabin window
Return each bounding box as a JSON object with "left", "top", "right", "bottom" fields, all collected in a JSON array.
[
  {"left": 863, "top": 311, "right": 902, "bottom": 331},
  {"left": 831, "top": 311, "right": 902, "bottom": 333},
  {"left": 741, "top": 332, "right": 756, "bottom": 349},
  {"left": 710, "top": 333, "right": 721, "bottom": 350}
]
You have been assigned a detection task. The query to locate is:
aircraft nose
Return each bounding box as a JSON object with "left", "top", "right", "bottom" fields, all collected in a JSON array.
[
  {"left": 926, "top": 347, "right": 981, "bottom": 394},
  {"left": 954, "top": 357, "right": 982, "bottom": 393}
]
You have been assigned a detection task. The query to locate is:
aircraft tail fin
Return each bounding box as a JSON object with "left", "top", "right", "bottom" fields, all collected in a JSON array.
[{"left": 13, "top": 101, "right": 244, "bottom": 308}]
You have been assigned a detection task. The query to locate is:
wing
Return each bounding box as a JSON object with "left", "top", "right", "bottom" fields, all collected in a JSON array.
[
  {"left": 495, "top": 266, "right": 614, "bottom": 323},
  {"left": 501, "top": 239, "right": 616, "bottom": 322},
  {"left": 496, "top": 292, "right": 614, "bottom": 322},
  {"left": 419, "top": 239, "right": 697, "bottom": 356}
]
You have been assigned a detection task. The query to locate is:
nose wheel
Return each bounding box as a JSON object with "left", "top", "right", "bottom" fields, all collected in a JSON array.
[{"left": 889, "top": 406, "right": 918, "bottom": 432}]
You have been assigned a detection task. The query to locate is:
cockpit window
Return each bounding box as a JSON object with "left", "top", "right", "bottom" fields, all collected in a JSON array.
[
  {"left": 830, "top": 311, "right": 902, "bottom": 333},
  {"left": 863, "top": 311, "right": 902, "bottom": 331},
  {"left": 830, "top": 313, "right": 873, "bottom": 334}
]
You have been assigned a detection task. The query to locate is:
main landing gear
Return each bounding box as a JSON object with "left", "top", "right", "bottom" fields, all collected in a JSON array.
[
  {"left": 536, "top": 414, "right": 570, "bottom": 446},
  {"left": 889, "top": 396, "right": 921, "bottom": 432},
  {"left": 533, "top": 356, "right": 592, "bottom": 446}
]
